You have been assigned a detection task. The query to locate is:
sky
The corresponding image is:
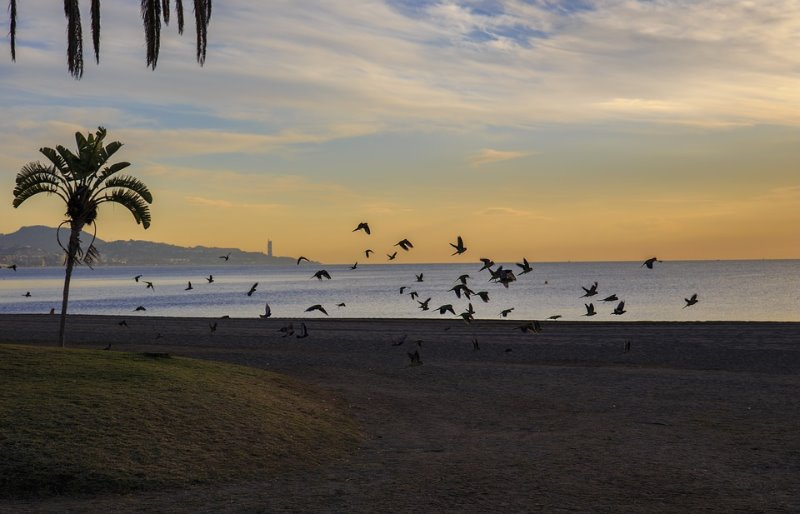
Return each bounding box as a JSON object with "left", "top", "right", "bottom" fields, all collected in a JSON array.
[{"left": 1, "top": 0, "right": 798, "bottom": 263}]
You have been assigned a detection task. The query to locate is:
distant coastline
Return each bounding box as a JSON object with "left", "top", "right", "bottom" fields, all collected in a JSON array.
[{"left": 0, "top": 226, "right": 301, "bottom": 267}]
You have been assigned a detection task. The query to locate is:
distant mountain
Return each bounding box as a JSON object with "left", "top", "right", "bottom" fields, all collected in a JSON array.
[{"left": 0, "top": 226, "right": 299, "bottom": 267}]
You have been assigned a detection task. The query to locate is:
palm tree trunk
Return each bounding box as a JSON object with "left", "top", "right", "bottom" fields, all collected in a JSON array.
[{"left": 58, "top": 227, "right": 81, "bottom": 347}]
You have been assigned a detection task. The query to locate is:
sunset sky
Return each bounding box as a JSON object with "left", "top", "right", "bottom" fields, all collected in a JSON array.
[{"left": 1, "top": 1, "right": 798, "bottom": 263}]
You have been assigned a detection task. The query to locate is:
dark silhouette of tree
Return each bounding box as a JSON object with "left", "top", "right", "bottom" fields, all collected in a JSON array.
[
  {"left": 7, "top": 0, "right": 211, "bottom": 79},
  {"left": 13, "top": 127, "right": 153, "bottom": 346}
]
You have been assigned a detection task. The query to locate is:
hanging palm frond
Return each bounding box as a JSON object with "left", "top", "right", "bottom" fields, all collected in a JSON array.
[
  {"left": 141, "top": 0, "right": 162, "bottom": 69},
  {"left": 162, "top": 0, "right": 170, "bottom": 25},
  {"left": 176, "top": 0, "right": 184, "bottom": 34},
  {"left": 194, "top": 0, "right": 211, "bottom": 65},
  {"left": 9, "top": 0, "right": 16, "bottom": 61},
  {"left": 65, "top": 0, "right": 84, "bottom": 78},
  {"left": 91, "top": 0, "right": 100, "bottom": 63}
]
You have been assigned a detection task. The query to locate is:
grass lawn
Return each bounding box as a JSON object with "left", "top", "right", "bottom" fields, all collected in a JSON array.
[{"left": 0, "top": 344, "right": 360, "bottom": 498}]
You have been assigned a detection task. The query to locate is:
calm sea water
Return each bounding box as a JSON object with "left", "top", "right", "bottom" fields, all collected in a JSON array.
[{"left": 0, "top": 261, "right": 798, "bottom": 321}]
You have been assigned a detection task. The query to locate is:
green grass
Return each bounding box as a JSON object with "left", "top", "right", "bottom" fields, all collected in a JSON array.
[{"left": 0, "top": 344, "right": 360, "bottom": 498}]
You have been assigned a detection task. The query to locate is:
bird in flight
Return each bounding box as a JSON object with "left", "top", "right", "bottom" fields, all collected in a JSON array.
[
  {"left": 516, "top": 258, "right": 533, "bottom": 275},
  {"left": 612, "top": 301, "right": 627, "bottom": 315},
  {"left": 6, "top": 264, "right": 18, "bottom": 271},
  {"left": 133, "top": 274, "right": 142, "bottom": 282},
  {"left": 450, "top": 236, "right": 467, "bottom": 255},
  {"left": 22, "top": 291, "right": 31, "bottom": 297},
  {"left": 144, "top": 281, "right": 155, "bottom": 291},
  {"left": 209, "top": 322, "right": 218, "bottom": 333},
  {"left": 581, "top": 282, "right": 599, "bottom": 297},
  {"left": 601, "top": 294, "right": 618, "bottom": 302},
  {"left": 219, "top": 253, "right": 231, "bottom": 261},
  {"left": 185, "top": 281, "right": 193, "bottom": 291},
  {"left": 450, "top": 283, "right": 475, "bottom": 299},
  {"left": 642, "top": 257, "right": 661, "bottom": 269},
  {"left": 418, "top": 297, "right": 431, "bottom": 311},
  {"left": 387, "top": 252, "right": 397, "bottom": 261},
  {"left": 400, "top": 286, "right": 408, "bottom": 294},
  {"left": 260, "top": 303, "right": 272, "bottom": 318},
  {"left": 415, "top": 273, "right": 424, "bottom": 282},
  {"left": 134, "top": 306, "right": 146, "bottom": 311},
  {"left": 337, "top": 302, "right": 346, "bottom": 308},
  {"left": 474, "top": 291, "right": 490, "bottom": 303},
  {"left": 296, "top": 322, "right": 309, "bottom": 339},
  {"left": 684, "top": 293, "right": 699, "bottom": 308},
  {"left": 583, "top": 303, "right": 596, "bottom": 316},
  {"left": 297, "top": 256, "right": 310, "bottom": 265},
  {"left": 547, "top": 315, "right": 562, "bottom": 320},
  {"left": 206, "top": 275, "right": 214, "bottom": 283},
  {"left": 365, "top": 249, "right": 374, "bottom": 258},
  {"left": 408, "top": 291, "right": 419, "bottom": 300},
  {"left": 437, "top": 304, "right": 456, "bottom": 315},
  {"left": 312, "top": 269, "right": 332, "bottom": 280},
  {"left": 500, "top": 308, "right": 514, "bottom": 317},
  {"left": 305, "top": 304, "right": 329, "bottom": 315},
  {"left": 351, "top": 262, "right": 358, "bottom": 270},
  {"left": 247, "top": 283, "right": 258, "bottom": 296},
  {"left": 456, "top": 274, "right": 470, "bottom": 285},
  {"left": 118, "top": 320, "right": 128, "bottom": 327},
  {"left": 479, "top": 258, "right": 495, "bottom": 272},
  {"left": 353, "top": 222, "right": 371, "bottom": 235},
  {"left": 395, "top": 238, "right": 413, "bottom": 251}
]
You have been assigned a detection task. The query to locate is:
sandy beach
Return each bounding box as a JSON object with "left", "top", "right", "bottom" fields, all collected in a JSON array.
[{"left": 2, "top": 314, "right": 799, "bottom": 513}]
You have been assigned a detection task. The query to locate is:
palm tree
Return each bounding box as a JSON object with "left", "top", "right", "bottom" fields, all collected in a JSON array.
[
  {"left": 7, "top": 0, "right": 212, "bottom": 79},
  {"left": 13, "top": 127, "right": 153, "bottom": 347}
]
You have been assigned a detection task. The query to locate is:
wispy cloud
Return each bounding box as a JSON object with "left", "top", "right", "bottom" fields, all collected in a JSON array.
[{"left": 469, "top": 148, "right": 529, "bottom": 167}]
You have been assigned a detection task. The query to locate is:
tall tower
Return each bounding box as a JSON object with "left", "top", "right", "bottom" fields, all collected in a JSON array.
[{"left": 267, "top": 239, "right": 273, "bottom": 257}]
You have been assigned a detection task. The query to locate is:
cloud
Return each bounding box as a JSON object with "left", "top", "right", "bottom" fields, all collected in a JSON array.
[{"left": 470, "top": 148, "right": 529, "bottom": 167}]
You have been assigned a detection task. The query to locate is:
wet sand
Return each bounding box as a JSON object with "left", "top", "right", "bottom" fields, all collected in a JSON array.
[{"left": 2, "top": 314, "right": 799, "bottom": 513}]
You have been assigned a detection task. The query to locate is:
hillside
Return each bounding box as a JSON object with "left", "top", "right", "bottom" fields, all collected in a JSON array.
[{"left": 0, "top": 226, "right": 298, "bottom": 267}]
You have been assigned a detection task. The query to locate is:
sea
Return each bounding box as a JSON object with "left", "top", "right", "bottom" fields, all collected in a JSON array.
[{"left": 0, "top": 261, "right": 798, "bottom": 322}]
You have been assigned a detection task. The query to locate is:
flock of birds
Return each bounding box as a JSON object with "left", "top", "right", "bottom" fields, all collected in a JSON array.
[{"left": 3, "top": 224, "right": 702, "bottom": 362}]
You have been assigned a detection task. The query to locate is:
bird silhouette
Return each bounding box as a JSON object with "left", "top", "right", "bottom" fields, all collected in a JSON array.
[
  {"left": 407, "top": 350, "right": 422, "bottom": 366},
  {"left": 456, "top": 274, "right": 470, "bottom": 285},
  {"left": 206, "top": 275, "right": 214, "bottom": 283},
  {"left": 296, "top": 323, "right": 309, "bottom": 339},
  {"left": 22, "top": 291, "right": 31, "bottom": 297},
  {"left": 612, "top": 301, "right": 627, "bottom": 315},
  {"left": 305, "top": 304, "right": 329, "bottom": 315},
  {"left": 260, "top": 303, "right": 272, "bottom": 318},
  {"left": 437, "top": 304, "right": 456, "bottom": 315},
  {"left": 500, "top": 308, "right": 514, "bottom": 317},
  {"left": 365, "top": 249, "right": 374, "bottom": 258},
  {"left": 415, "top": 273, "right": 424, "bottom": 282},
  {"left": 134, "top": 306, "right": 146, "bottom": 311},
  {"left": 450, "top": 236, "right": 467, "bottom": 255},
  {"left": 209, "top": 322, "right": 218, "bottom": 333},
  {"left": 353, "top": 222, "right": 371, "bottom": 235},
  {"left": 684, "top": 293, "right": 699, "bottom": 308},
  {"left": 219, "top": 253, "right": 231, "bottom": 261},
  {"left": 337, "top": 302, "right": 346, "bottom": 307},
  {"left": 118, "top": 320, "right": 128, "bottom": 327},
  {"left": 395, "top": 238, "right": 414, "bottom": 251},
  {"left": 493, "top": 268, "right": 517, "bottom": 288},
  {"left": 581, "top": 282, "right": 599, "bottom": 297},
  {"left": 418, "top": 298, "right": 431, "bottom": 311},
  {"left": 474, "top": 291, "right": 490, "bottom": 303},
  {"left": 479, "top": 258, "right": 495, "bottom": 272},
  {"left": 7, "top": 264, "right": 18, "bottom": 271},
  {"left": 144, "top": 281, "right": 155, "bottom": 291},
  {"left": 247, "top": 283, "right": 258, "bottom": 296},
  {"left": 387, "top": 252, "right": 397, "bottom": 261},
  {"left": 351, "top": 262, "right": 358, "bottom": 270},
  {"left": 49, "top": 308, "right": 55, "bottom": 315},
  {"left": 516, "top": 258, "right": 533, "bottom": 275},
  {"left": 642, "top": 257, "right": 661, "bottom": 269},
  {"left": 133, "top": 274, "right": 142, "bottom": 282},
  {"left": 409, "top": 291, "right": 419, "bottom": 300},
  {"left": 185, "top": 281, "right": 193, "bottom": 291},
  {"left": 583, "top": 303, "right": 596, "bottom": 316},
  {"left": 297, "top": 256, "right": 310, "bottom": 265},
  {"left": 601, "top": 294, "right": 618, "bottom": 302},
  {"left": 547, "top": 315, "right": 562, "bottom": 320},
  {"left": 312, "top": 269, "right": 332, "bottom": 280}
]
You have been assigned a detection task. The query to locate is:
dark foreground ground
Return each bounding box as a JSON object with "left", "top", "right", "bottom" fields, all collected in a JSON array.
[{"left": 1, "top": 315, "right": 799, "bottom": 513}]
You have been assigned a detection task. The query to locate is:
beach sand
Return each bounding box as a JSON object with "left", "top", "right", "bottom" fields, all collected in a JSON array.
[{"left": 2, "top": 314, "right": 799, "bottom": 513}]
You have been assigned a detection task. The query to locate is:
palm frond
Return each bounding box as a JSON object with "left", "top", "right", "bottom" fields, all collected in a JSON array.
[
  {"left": 55, "top": 144, "right": 81, "bottom": 179},
  {"left": 91, "top": 0, "right": 100, "bottom": 64},
  {"left": 194, "top": 0, "right": 211, "bottom": 65},
  {"left": 101, "top": 189, "right": 153, "bottom": 229},
  {"left": 39, "top": 146, "right": 70, "bottom": 176},
  {"left": 176, "top": 0, "right": 184, "bottom": 34},
  {"left": 13, "top": 182, "right": 64, "bottom": 208},
  {"left": 14, "top": 162, "right": 70, "bottom": 202},
  {"left": 94, "top": 174, "right": 152, "bottom": 204},
  {"left": 64, "top": 0, "right": 84, "bottom": 79},
  {"left": 91, "top": 161, "right": 132, "bottom": 189},
  {"left": 162, "top": 0, "right": 170, "bottom": 25},
  {"left": 9, "top": 0, "right": 16, "bottom": 61},
  {"left": 142, "top": 0, "right": 162, "bottom": 70}
]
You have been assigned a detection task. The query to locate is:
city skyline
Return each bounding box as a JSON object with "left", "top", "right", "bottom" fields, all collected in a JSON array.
[{"left": 1, "top": 1, "right": 798, "bottom": 264}]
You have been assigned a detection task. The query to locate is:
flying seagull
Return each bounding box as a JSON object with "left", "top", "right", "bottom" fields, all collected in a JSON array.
[
  {"left": 479, "top": 258, "right": 495, "bottom": 272},
  {"left": 456, "top": 274, "right": 470, "bottom": 285},
  {"left": 408, "top": 291, "right": 419, "bottom": 300},
  {"left": 415, "top": 273, "right": 424, "bottom": 282},
  {"left": 583, "top": 303, "right": 596, "bottom": 316},
  {"left": 581, "top": 282, "right": 599, "bottom": 298},
  {"left": 185, "top": 281, "right": 193, "bottom": 291},
  {"left": 450, "top": 236, "right": 467, "bottom": 256},
  {"left": 387, "top": 252, "right": 397, "bottom": 261},
  {"left": 417, "top": 297, "right": 431, "bottom": 311},
  {"left": 365, "top": 249, "right": 374, "bottom": 258},
  {"left": 474, "top": 291, "right": 490, "bottom": 303},
  {"left": 642, "top": 257, "right": 661, "bottom": 269},
  {"left": 312, "top": 269, "right": 332, "bottom": 280},
  {"left": 260, "top": 303, "right": 272, "bottom": 319},
  {"left": 516, "top": 258, "right": 533, "bottom": 275},
  {"left": 437, "top": 304, "right": 456, "bottom": 315},
  {"left": 206, "top": 275, "right": 214, "bottom": 283},
  {"left": 297, "top": 256, "right": 310, "bottom": 265},
  {"left": 133, "top": 274, "right": 142, "bottom": 282},
  {"left": 612, "top": 301, "right": 627, "bottom": 315},
  {"left": 684, "top": 293, "right": 699, "bottom": 308},
  {"left": 144, "top": 281, "right": 155, "bottom": 291},
  {"left": 134, "top": 306, "right": 146, "bottom": 311},
  {"left": 395, "top": 238, "right": 413, "bottom": 251},
  {"left": 601, "top": 294, "right": 618, "bottom": 302},
  {"left": 247, "top": 282, "right": 258, "bottom": 296},
  {"left": 305, "top": 304, "right": 329, "bottom": 315},
  {"left": 353, "top": 222, "right": 371, "bottom": 235},
  {"left": 500, "top": 308, "right": 514, "bottom": 318},
  {"left": 219, "top": 253, "right": 231, "bottom": 261}
]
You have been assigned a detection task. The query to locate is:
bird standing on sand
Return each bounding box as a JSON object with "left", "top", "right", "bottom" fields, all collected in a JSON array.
[
  {"left": 407, "top": 350, "right": 422, "bottom": 366},
  {"left": 450, "top": 236, "right": 467, "bottom": 255},
  {"left": 305, "top": 304, "right": 329, "bottom": 315},
  {"left": 353, "top": 222, "right": 371, "bottom": 235},
  {"left": 247, "top": 283, "right": 258, "bottom": 296},
  {"left": 312, "top": 269, "right": 332, "bottom": 280},
  {"left": 612, "top": 301, "right": 627, "bottom": 315},
  {"left": 351, "top": 262, "right": 358, "bottom": 270},
  {"left": 642, "top": 257, "right": 661, "bottom": 269},
  {"left": 581, "top": 282, "right": 599, "bottom": 298},
  {"left": 684, "top": 294, "right": 699, "bottom": 308},
  {"left": 209, "top": 322, "right": 217, "bottom": 333},
  {"left": 22, "top": 291, "right": 31, "bottom": 297},
  {"left": 118, "top": 320, "right": 128, "bottom": 327}
]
